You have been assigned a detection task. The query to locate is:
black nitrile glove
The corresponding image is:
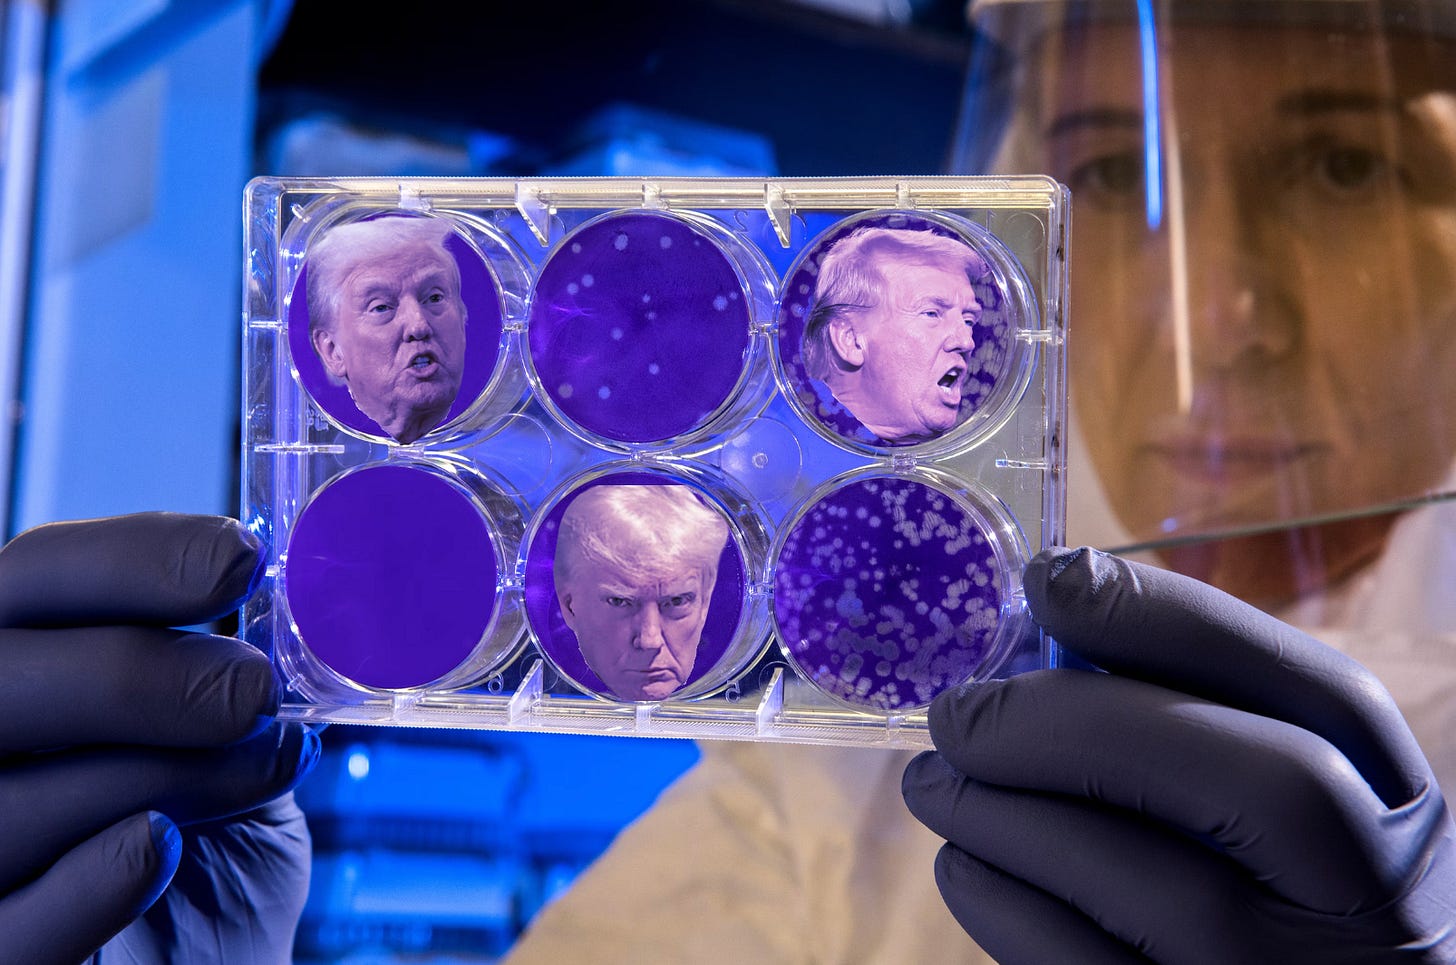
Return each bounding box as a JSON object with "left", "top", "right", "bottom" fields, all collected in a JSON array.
[
  {"left": 903, "top": 546, "right": 1456, "bottom": 964},
  {"left": 0, "top": 513, "right": 318, "bottom": 965}
]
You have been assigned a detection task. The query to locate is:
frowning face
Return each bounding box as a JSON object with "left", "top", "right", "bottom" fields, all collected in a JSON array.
[{"left": 558, "top": 561, "right": 712, "bottom": 701}]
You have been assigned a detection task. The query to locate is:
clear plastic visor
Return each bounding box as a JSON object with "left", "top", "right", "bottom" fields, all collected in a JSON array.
[{"left": 958, "top": 1, "right": 1456, "bottom": 608}]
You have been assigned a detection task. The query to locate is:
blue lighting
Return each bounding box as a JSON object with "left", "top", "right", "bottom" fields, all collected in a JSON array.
[
  {"left": 1136, "top": 0, "right": 1164, "bottom": 229},
  {"left": 346, "top": 748, "right": 370, "bottom": 781}
]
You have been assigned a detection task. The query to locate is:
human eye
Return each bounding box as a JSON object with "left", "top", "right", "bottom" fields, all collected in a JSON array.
[
  {"left": 1064, "top": 150, "right": 1145, "bottom": 210},
  {"left": 364, "top": 297, "right": 396, "bottom": 319},
  {"left": 1289, "top": 136, "right": 1405, "bottom": 202},
  {"left": 661, "top": 592, "right": 697, "bottom": 614},
  {"left": 911, "top": 301, "right": 945, "bottom": 321},
  {"left": 605, "top": 595, "right": 634, "bottom": 609}
]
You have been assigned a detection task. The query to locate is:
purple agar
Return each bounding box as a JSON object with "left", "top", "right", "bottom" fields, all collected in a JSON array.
[
  {"left": 285, "top": 464, "right": 503, "bottom": 691},
  {"left": 772, "top": 475, "right": 1006, "bottom": 711},
  {"left": 527, "top": 211, "right": 752, "bottom": 445},
  {"left": 523, "top": 470, "right": 748, "bottom": 702}
]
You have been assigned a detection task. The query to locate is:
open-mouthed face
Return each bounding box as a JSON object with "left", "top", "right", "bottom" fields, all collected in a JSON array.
[
  {"left": 828, "top": 259, "right": 982, "bottom": 444},
  {"left": 313, "top": 240, "right": 467, "bottom": 443}
]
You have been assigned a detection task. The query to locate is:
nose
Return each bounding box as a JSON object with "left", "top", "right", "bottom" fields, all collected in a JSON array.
[
  {"left": 1181, "top": 166, "right": 1301, "bottom": 374},
  {"left": 946, "top": 310, "right": 977, "bottom": 354},
  {"left": 632, "top": 606, "right": 667, "bottom": 651},
  {"left": 399, "top": 298, "right": 435, "bottom": 341}
]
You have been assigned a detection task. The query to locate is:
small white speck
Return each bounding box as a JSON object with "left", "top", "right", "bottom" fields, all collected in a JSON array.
[
  {"left": 660, "top": 236, "right": 672, "bottom": 248},
  {"left": 558, "top": 383, "right": 574, "bottom": 399},
  {"left": 598, "top": 385, "right": 611, "bottom": 399},
  {"left": 581, "top": 274, "right": 594, "bottom": 288}
]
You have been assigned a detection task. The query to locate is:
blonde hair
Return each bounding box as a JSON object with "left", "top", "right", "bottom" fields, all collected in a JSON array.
[
  {"left": 554, "top": 485, "right": 730, "bottom": 590},
  {"left": 305, "top": 216, "right": 461, "bottom": 337},
  {"left": 801, "top": 227, "right": 990, "bottom": 381}
]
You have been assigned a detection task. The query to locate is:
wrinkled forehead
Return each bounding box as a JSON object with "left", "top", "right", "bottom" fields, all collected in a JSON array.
[
  {"left": 343, "top": 241, "right": 458, "bottom": 287},
  {"left": 879, "top": 258, "right": 982, "bottom": 302},
  {"left": 567, "top": 550, "right": 707, "bottom": 589}
]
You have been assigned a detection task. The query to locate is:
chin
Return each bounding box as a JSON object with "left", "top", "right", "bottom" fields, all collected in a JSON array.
[{"left": 623, "top": 679, "right": 682, "bottom": 702}]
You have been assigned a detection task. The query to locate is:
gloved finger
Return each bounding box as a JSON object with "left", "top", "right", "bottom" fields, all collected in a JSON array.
[
  {"left": 931, "top": 845, "right": 1152, "bottom": 965},
  {"left": 0, "top": 513, "right": 263, "bottom": 630},
  {"left": 0, "top": 811, "right": 180, "bottom": 965},
  {"left": 0, "top": 722, "right": 319, "bottom": 895},
  {"left": 1026, "top": 546, "right": 1429, "bottom": 807},
  {"left": 926, "top": 669, "right": 1419, "bottom": 914},
  {"left": 109, "top": 793, "right": 312, "bottom": 961},
  {"left": 0, "top": 628, "right": 278, "bottom": 754},
  {"left": 905, "top": 749, "right": 1280, "bottom": 963}
]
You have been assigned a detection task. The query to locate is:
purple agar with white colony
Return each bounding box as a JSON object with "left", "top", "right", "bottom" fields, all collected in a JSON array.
[
  {"left": 772, "top": 473, "right": 1013, "bottom": 712},
  {"left": 522, "top": 468, "right": 756, "bottom": 703},
  {"left": 526, "top": 210, "right": 759, "bottom": 447},
  {"left": 284, "top": 463, "right": 517, "bottom": 692}
]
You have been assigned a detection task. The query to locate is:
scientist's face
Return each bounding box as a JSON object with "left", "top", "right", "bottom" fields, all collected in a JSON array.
[
  {"left": 313, "top": 241, "right": 467, "bottom": 444},
  {"left": 832, "top": 259, "right": 980, "bottom": 443},
  {"left": 1022, "top": 23, "right": 1456, "bottom": 605},
  {"left": 558, "top": 559, "right": 713, "bottom": 701}
]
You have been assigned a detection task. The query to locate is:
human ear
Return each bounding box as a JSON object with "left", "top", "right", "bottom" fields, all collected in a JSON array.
[
  {"left": 827, "top": 317, "right": 867, "bottom": 368},
  {"left": 312, "top": 327, "right": 348, "bottom": 380},
  {"left": 557, "top": 588, "right": 579, "bottom": 632}
]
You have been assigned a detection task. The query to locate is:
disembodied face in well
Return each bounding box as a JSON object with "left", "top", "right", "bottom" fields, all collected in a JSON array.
[
  {"left": 1009, "top": 22, "right": 1456, "bottom": 606},
  {"left": 827, "top": 260, "right": 981, "bottom": 443},
  {"left": 558, "top": 562, "right": 712, "bottom": 701},
  {"left": 312, "top": 238, "right": 467, "bottom": 443},
  {"left": 551, "top": 483, "right": 730, "bottom": 701}
]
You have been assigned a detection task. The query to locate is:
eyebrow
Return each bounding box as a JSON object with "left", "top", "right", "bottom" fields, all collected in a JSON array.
[
  {"left": 1045, "top": 107, "right": 1143, "bottom": 140},
  {"left": 1274, "top": 89, "right": 1405, "bottom": 116},
  {"left": 1045, "top": 91, "right": 1404, "bottom": 140}
]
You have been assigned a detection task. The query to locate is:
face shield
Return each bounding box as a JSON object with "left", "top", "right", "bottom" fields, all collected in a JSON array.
[{"left": 956, "top": 0, "right": 1456, "bottom": 612}]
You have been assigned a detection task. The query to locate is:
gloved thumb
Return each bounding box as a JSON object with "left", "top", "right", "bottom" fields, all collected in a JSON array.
[{"left": 0, "top": 811, "right": 181, "bottom": 965}]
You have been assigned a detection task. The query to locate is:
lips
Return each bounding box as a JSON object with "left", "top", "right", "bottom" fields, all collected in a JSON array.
[
  {"left": 1146, "top": 437, "right": 1324, "bottom": 483},
  {"left": 405, "top": 351, "right": 439, "bottom": 376},
  {"left": 620, "top": 655, "right": 683, "bottom": 681},
  {"left": 936, "top": 365, "right": 964, "bottom": 405}
]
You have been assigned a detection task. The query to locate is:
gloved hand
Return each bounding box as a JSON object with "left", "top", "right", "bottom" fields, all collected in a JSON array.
[
  {"left": 0, "top": 513, "right": 319, "bottom": 965},
  {"left": 902, "top": 546, "right": 1456, "bottom": 964},
  {"left": 97, "top": 794, "right": 311, "bottom": 963}
]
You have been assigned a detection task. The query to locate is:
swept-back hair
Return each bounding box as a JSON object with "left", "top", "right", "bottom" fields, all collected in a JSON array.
[
  {"left": 554, "top": 484, "right": 729, "bottom": 589},
  {"left": 801, "top": 227, "right": 989, "bottom": 380}
]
